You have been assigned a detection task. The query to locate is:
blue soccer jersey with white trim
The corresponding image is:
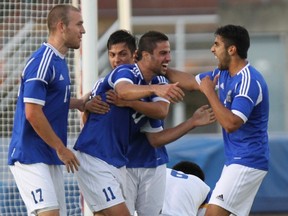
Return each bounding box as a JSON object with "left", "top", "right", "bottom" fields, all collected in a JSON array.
[
  {"left": 196, "top": 63, "right": 269, "bottom": 170},
  {"left": 74, "top": 63, "right": 165, "bottom": 168},
  {"left": 8, "top": 43, "right": 71, "bottom": 165},
  {"left": 127, "top": 117, "right": 169, "bottom": 168},
  {"left": 126, "top": 76, "right": 169, "bottom": 168}
]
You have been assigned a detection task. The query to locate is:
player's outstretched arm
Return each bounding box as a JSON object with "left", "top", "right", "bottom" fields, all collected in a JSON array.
[
  {"left": 85, "top": 95, "right": 110, "bottom": 114},
  {"left": 106, "top": 90, "right": 169, "bottom": 120},
  {"left": 70, "top": 92, "right": 90, "bottom": 112},
  {"left": 166, "top": 67, "right": 199, "bottom": 91},
  {"left": 146, "top": 105, "right": 215, "bottom": 147},
  {"left": 84, "top": 90, "right": 170, "bottom": 120},
  {"left": 115, "top": 81, "right": 185, "bottom": 103},
  {"left": 82, "top": 95, "right": 110, "bottom": 124}
]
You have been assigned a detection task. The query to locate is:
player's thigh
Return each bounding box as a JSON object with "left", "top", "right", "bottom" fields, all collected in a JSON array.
[
  {"left": 205, "top": 204, "right": 231, "bottom": 216},
  {"left": 38, "top": 209, "right": 60, "bottom": 216},
  {"left": 126, "top": 168, "right": 140, "bottom": 215},
  {"left": 75, "top": 151, "right": 127, "bottom": 213},
  {"left": 136, "top": 164, "right": 166, "bottom": 216},
  {"left": 9, "top": 162, "right": 66, "bottom": 216},
  {"left": 208, "top": 164, "right": 267, "bottom": 216},
  {"left": 97, "top": 202, "right": 130, "bottom": 216}
]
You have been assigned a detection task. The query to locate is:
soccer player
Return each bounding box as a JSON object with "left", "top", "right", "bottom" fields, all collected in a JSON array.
[
  {"left": 84, "top": 30, "right": 215, "bottom": 216},
  {"left": 114, "top": 100, "right": 215, "bottom": 216},
  {"left": 8, "top": 5, "right": 86, "bottom": 216},
  {"left": 165, "top": 24, "right": 269, "bottom": 216},
  {"left": 74, "top": 30, "right": 184, "bottom": 216},
  {"left": 160, "top": 161, "right": 210, "bottom": 216}
]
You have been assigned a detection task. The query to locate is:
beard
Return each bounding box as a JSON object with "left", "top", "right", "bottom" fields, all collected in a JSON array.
[
  {"left": 218, "top": 63, "right": 228, "bottom": 70},
  {"left": 65, "top": 39, "right": 81, "bottom": 50},
  {"left": 218, "top": 55, "right": 230, "bottom": 70}
]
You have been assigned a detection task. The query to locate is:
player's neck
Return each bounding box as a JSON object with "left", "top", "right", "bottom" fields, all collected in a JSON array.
[
  {"left": 47, "top": 36, "right": 68, "bottom": 56},
  {"left": 229, "top": 59, "right": 248, "bottom": 76},
  {"left": 137, "top": 62, "right": 154, "bottom": 83}
]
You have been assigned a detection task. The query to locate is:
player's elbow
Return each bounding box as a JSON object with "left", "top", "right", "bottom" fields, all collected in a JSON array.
[
  {"left": 224, "top": 126, "right": 237, "bottom": 133},
  {"left": 146, "top": 133, "right": 162, "bottom": 148},
  {"left": 149, "top": 140, "right": 161, "bottom": 148},
  {"left": 25, "top": 108, "right": 36, "bottom": 123},
  {"left": 222, "top": 114, "right": 243, "bottom": 133},
  {"left": 223, "top": 122, "right": 240, "bottom": 133},
  {"left": 156, "top": 109, "right": 168, "bottom": 120},
  {"left": 115, "top": 82, "right": 134, "bottom": 100},
  {"left": 154, "top": 102, "right": 169, "bottom": 119},
  {"left": 25, "top": 112, "right": 34, "bottom": 123}
]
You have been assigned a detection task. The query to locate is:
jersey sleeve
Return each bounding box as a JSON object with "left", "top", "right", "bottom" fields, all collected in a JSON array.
[
  {"left": 195, "top": 69, "right": 220, "bottom": 90},
  {"left": 140, "top": 118, "right": 163, "bottom": 133},
  {"left": 151, "top": 75, "right": 170, "bottom": 103},
  {"left": 23, "top": 56, "right": 55, "bottom": 106},
  {"left": 112, "top": 66, "right": 135, "bottom": 87},
  {"left": 232, "top": 78, "right": 260, "bottom": 123}
]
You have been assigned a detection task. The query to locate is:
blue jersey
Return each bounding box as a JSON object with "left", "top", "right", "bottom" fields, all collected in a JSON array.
[
  {"left": 127, "top": 75, "right": 169, "bottom": 168},
  {"left": 127, "top": 117, "right": 169, "bottom": 168},
  {"left": 8, "top": 43, "right": 71, "bottom": 165},
  {"left": 196, "top": 63, "right": 269, "bottom": 170},
  {"left": 74, "top": 63, "right": 165, "bottom": 168}
]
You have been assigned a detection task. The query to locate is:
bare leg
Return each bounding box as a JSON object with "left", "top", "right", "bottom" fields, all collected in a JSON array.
[
  {"left": 38, "top": 209, "right": 60, "bottom": 216},
  {"left": 94, "top": 202, "right": 130, "bottom": 216},
  {"left": 205, "top": 204, "right": 231, "bottom": 216}
]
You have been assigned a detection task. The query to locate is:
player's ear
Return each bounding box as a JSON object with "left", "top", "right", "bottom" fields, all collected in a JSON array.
[
  {"left": 133, "top": 50, "right": 138, "bottom": 63},
  {"left": 142, "top": 51, "right": 150, "bottom": 61},
  {"left": 228, "top": 45, "right": 236, "bottom": 56}
]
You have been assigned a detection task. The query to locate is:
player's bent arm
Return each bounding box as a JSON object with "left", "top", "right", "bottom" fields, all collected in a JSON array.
[
  {"left": 85, "top": 95, "right": 110, "bottom": 114},
  {"left": 145, "top": 116, "right": 197, "bottom": 148},
  {"left": 146, "top": 105, "right": 215, "bottom": 147},
  {"left": 129, "top": 100, "right": 169, "bottom": 120},
  {"left": 115, "top": 81, "right": 156, "bottom": 100},
  {"left": 122, "top": 100, "right": 169, "bottom": 120},
  {"left": 166, "top": 67, "right": 199, "bottom": 91},
  {"left": 81, "top": 110, "right": 89, "bottom": 125},
  {"left": 69, "top": 92, "right": 90, "bottom": 112},
  {"left": 106, "top": 90, "right": 169, "bottom": 119},
  {"left": 199, "top": 76, "right": 243, "bottom": 133},
  {"left": 207, "top": 90, "right": 243, "bottom": 133},
  {"left": 82, "top": 95, "right": 110, "bottom": 124},
  {"left": 25, "top": 103, "right": 80, "bottom": 172},
  {"left": 115, "top": 81, "right": 184, "bottom": 103}
]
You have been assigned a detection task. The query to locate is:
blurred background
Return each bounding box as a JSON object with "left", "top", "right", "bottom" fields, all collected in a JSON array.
[{"left": 0, "top": 0, "right": 287, "bottom": 215}]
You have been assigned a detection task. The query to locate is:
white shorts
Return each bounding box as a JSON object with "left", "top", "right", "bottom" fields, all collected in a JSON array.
[
  {"left": 209, "top": 164, "right": 267, "bottom": 216},
  {"left": 9, "top": 162, "right": 66, "bottom": 216},
  {"left": 126, "top": 164, "right": 166, "bottom": 216},
  {"left": 75, "top": 151, "right": 127, "bottom": 212}
]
